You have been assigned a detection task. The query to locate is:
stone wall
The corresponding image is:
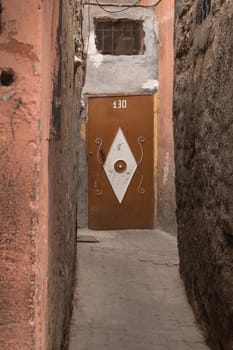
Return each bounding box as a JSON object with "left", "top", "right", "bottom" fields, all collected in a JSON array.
[
  {"left": 174, "top": 1, "right": 233, "bottom": 349},
  {"left": 47, "top": 0, "right": 83, "bottom": 348}
]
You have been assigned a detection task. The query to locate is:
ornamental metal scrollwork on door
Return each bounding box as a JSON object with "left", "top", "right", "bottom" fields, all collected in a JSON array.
[
  {"left": 88, "top": 95, "right": 154, "bottom": 230},
  {"left": 94, "top": 128, "right": 145, "bottom": 203}
]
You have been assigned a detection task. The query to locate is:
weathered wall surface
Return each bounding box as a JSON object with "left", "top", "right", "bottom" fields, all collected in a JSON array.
[
  {"left": 0, "top": 0, "right": 82, "bottom": 349},
  {"left": 0, "top": 1, "right": 46, "bottom": 348},
  {"left": 156, "top": 0, "right": 176, "bottom": 232},
  {"left": 79, "top": 0, "right": 176, "bottom": 230},
  {"left": 47, "top": 0, "right": 83, "bottom": 349},
  {"left": 174, "top": 1, "right": 233, "bottom": 349},
  {"left": 82, "top": 0, "right": 158, "bottom": 95}
]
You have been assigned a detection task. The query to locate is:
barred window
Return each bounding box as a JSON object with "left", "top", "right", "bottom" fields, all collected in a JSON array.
[{"left": 94, "top": 18, "right": 145, "bottom": 56}]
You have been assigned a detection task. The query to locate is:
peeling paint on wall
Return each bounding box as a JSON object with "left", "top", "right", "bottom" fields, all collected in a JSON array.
[
  {"left": 83, "top": 4, "right": 158, "bottom": 95},
  {"left": 142, "top": 78, "right": 159, "bottom": 92},
  {"left": 0, "top": 1, "right": 83, "bottom": 349},
  {"left": 88, "top": 32, "right": 104, "bottom": 68}
]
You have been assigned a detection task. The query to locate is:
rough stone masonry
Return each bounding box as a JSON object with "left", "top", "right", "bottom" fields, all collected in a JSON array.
[{"left": 174, "top": 1, "right": 233, "bottom": 349}]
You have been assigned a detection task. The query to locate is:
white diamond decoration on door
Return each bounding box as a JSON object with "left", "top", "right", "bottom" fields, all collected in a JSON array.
[{"left": 103, "top": 128, "right": 137, "bottom": 203}]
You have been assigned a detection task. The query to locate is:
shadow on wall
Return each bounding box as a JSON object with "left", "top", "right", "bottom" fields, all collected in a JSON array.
[{"left": 47, "top": 0, "right": 83, "bottom": 349}]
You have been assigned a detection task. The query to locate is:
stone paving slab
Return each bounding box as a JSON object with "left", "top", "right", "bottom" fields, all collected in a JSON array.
[{"left": 69, "top": 229, "right": 209, "bottom": 350}]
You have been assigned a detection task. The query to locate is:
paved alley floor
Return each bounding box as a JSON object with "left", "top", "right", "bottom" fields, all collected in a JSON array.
[{"left": 69, "top": 229, "right": 209, "bottom": 350}]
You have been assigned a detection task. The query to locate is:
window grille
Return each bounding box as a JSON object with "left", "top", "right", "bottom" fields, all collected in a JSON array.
[{"left": 94, "top": 18, "right": 145, "bottom": 56}]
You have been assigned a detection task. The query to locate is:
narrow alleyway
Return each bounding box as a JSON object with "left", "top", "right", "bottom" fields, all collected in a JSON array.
[{"left": 69, "top": 229, "right": 209, "bottom": 350}]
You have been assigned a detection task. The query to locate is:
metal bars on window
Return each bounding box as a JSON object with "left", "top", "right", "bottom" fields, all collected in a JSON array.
[{"left": 94, "top": 18, "right": 145, "bottom": 56}]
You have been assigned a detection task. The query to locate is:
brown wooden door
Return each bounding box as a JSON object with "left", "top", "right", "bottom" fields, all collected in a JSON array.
[{"left": 88, "top": 95, "right": 154, "bottom": 230}]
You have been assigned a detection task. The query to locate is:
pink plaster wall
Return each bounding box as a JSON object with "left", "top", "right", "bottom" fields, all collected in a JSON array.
[
  {"left": 0, "top": 0, "right": 82, "bottom": 348},
  {"left": 36, "top": 2, "right": 58, "bottom": 348},
  {"left": 156, "top": 0, "right": 176, "bottom": 231},
  {"left": 0, "top": 1, "right": 55, "bottom": 348},
  {"left": 141, "top": 0, "right": 176, "bottom": 230}
]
